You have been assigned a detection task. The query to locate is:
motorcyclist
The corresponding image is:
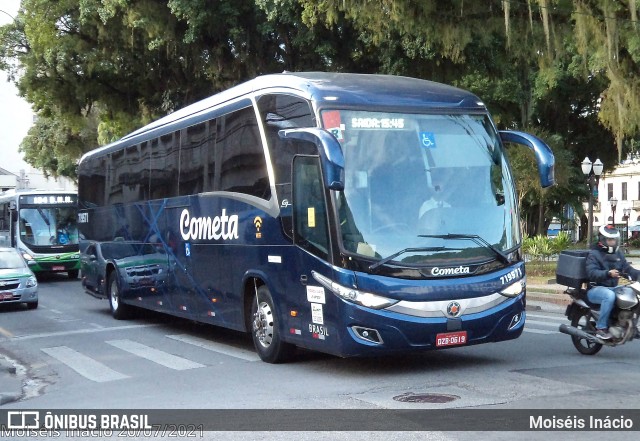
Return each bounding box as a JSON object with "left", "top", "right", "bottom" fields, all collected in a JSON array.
[{"left": 585, "top": 224, "right": 640, "bottom": 339}]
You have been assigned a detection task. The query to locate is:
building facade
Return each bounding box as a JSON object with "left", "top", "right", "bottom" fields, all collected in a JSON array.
[
  {"left": 0, "top": 167, "right": 76, "bottom": 193},
  {"left": 589, "top": 156, "right": 640, "bottom": 240}
]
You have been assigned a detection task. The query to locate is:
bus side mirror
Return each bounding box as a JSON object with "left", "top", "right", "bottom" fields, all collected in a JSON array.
[
  {"left": 499, "top": 130, "right": 555, "bottom": 188},
  {"left": 278, "top": 128, "right": 345, "bottom": 191}
]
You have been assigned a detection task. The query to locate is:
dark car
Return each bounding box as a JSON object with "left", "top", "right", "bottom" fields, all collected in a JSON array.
[
  {"left": 0, "top": 247, "right": 38, "bottom": 309},
  {"left": 80, "top": 241, "right": 170, "bottom": 300}
]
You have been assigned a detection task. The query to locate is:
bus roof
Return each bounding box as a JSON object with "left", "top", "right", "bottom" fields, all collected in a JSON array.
[{"left": 80, "top": 72, "right": 486, "bottom": 162}]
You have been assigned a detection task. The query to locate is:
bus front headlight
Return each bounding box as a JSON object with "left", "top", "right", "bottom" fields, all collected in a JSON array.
[
  {"left": 311, "top": 271, "right": 398, "bottom": 309},
  {"left": 22, "top": 251, "right": 35, "bottom": 262},
  {"left": 500, "top": 277, "right": 526, "bottom": 298}
]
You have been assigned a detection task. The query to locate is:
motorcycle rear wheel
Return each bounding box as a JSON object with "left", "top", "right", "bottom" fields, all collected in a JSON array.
[{"left": 570, "top": 310, "right": 603, "bottom": 355}]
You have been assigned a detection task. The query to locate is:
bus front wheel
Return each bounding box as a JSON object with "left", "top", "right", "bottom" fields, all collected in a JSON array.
[
  {"left": 251, "top": 285, "right": 294, "bottom": 363},
  {"left": 108, "top": 272, "right": 133, "bottom": 320}
]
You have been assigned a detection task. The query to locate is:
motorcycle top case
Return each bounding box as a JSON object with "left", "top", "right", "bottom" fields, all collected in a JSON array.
[{"left": 556, "top": 250, "right": 590, "bottom": 289}]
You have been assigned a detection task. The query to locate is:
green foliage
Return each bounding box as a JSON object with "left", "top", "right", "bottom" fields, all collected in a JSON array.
[
  {"left": 522, "top": 232, "right": 572, "bottom": 262},
  {"left": 551, "top": 231, "right": 573, "bottom": 254},
  {"left": 1, "top": 0, "right": 639, "bottom": 195},
  {"left": 629, "top": 237, "right": 640, "bottom": 248}
]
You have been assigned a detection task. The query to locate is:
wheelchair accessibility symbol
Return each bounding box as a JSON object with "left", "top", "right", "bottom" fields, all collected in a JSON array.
[{"left": 420, "top": 132, "right": 436, "bottom": 148}]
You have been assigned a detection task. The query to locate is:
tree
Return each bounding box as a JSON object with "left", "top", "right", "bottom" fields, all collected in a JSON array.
[
  {"left": 3, "top": 0, "right": 640, "bottom": 194},
  {"left": 572, "top": 0, "right": 640, "bottom": 163}
]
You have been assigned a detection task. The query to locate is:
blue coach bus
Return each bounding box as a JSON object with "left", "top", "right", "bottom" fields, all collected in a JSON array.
[{"left": 77, "top": 72, "right": 554, "bottom": 363}]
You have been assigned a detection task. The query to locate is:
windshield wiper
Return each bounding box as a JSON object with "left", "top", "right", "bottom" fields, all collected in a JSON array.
[
  {"left": 368, "top": 246, "right": 454, "bottom": 272},
  {"left": 418, "top": 233, "right": 510, "bottom": 264}
]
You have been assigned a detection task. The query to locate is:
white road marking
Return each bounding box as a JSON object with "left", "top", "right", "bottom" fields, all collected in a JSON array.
[
  {"left": 527, "top": 313, "right": 567, "bottom": 322},
  {"left": 523, "top": 328, "right": 558, "bottom": 335},
  {"left": 524, "top": 315, "right": 562, "bottom": 334},
  {"left": 106, "top": 339, "right": 205, "bottom": 370},
  {"left": 0, "top": 324, "right": 160, "bottom": 342},
  {"left": 41, "top": 346, "right": 128, "bottom": 382},
  {"left": 525, "top": 319, "right": 560, "bottom": 328},
  {"left": 166, "top": 334, "right": 260, "bottom": 362}
]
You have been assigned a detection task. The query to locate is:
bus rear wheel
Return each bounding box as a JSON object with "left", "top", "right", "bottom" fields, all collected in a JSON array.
[
  {"left": 108, "top": 272, "right": 133, "bottom": 320},
  {"left": 251, "top": 285, "right": 294, "bottom": 363}
]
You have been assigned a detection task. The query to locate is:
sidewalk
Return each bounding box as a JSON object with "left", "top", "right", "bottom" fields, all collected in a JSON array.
[{"left": 524, "top": 252, "right": 640, "bottom": 311}]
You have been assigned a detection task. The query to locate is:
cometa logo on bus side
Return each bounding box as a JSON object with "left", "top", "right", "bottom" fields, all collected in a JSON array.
[{"left": 179, "top": 209, "right": 239, "bottom": 241}]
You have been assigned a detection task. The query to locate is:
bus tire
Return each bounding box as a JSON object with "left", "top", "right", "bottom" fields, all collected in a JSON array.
[
  {"left": 251, "top": 285, "right": 294, "bottom": 363},
  {"left": 68, "top": 270, "right": 79, "bottom": 279},
  {"left": 108, "top": 272, "right": 133, "bottom": 320}
]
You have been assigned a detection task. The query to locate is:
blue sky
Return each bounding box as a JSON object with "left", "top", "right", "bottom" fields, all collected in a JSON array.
[{"left": 1, "top": 0, "right": 33, "bottom": 175}]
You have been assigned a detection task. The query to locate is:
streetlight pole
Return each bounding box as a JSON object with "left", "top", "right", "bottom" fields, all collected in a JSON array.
[
  {"left": 581, "top": 157, "right": 604, "bottom": 245},
  {"left": 610, "top": 196, "right": 617, "bottom": 228},
  {"left": 624, "top": 207, "right": 631, "bottom": 248}
]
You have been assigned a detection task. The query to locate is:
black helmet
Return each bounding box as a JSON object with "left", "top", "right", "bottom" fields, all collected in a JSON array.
[{"left": 598, "top": 224, "right": 620, "bottom": 254}]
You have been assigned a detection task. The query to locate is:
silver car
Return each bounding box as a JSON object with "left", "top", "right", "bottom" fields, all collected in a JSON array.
[{"left": 0, "top": 248, "right": 38, "bottom": 309}]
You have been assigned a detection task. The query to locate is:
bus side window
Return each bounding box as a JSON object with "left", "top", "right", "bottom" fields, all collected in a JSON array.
[
  {"left": 293, "top": 155, "right": 329, "bottom": 260},
  {"left": 218, "top": 107, "right": 271, "bottom": 199},
  {"left": 257, "top": 94, "right": 315, "bottom": 238}
]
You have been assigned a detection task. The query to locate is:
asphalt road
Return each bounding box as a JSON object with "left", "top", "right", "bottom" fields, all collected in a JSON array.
[{"left": 0, "top": 274, "right": 638, "bottom": 441}]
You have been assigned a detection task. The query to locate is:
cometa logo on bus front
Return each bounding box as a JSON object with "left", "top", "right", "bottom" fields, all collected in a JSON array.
[
  {"left": 431, "top": 266, "right": 471, "bottom": 276},
  {"left": 180, "top": 209, "right": 239, "bottom": 241}
]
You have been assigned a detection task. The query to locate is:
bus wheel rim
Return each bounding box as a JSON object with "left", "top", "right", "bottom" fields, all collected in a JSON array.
[{"left": 253, "top": 301, "right": 274, "bottom": 348}]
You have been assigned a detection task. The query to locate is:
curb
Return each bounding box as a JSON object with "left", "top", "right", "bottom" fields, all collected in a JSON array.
[
  {"left": 527, "top": 292, "right": 571, "bottom": 305},
  {"left": 0, "top": 355, "right": 23, "bottom": 406},
  {"left": 527, "top": 291, "right": 571, "bottom": 307},
  {"left": 0, "top": 359, "right": 17, "bottom": 375},
  {"left": 0, "top": 392, "right": 21, "bottom": 406}
]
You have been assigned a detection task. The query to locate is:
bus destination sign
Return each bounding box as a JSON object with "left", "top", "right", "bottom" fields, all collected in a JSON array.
[{"left": 21, "top": 195, "right": 77, "bottom": 205}]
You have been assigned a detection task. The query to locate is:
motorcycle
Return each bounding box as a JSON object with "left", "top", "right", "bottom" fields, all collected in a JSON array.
[{"left": 556, "top": 250, "right": 640, "bottom": 355}]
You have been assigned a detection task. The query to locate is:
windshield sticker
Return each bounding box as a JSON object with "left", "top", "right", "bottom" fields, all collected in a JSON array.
[
  {"left": 350, "top": 117, "right": 405, "bottom": 129},
  {"left": 307, "top": 207, "right": 316, "bottom": 228},
  {"left": 420, "top": 132, "right": 436, "bottom": 148},
  {"left": 322, "top": 110, "right": 344, "bottom": 141},
  {"left": 179, "top": 208, "right": 239, "bottom": 241}
]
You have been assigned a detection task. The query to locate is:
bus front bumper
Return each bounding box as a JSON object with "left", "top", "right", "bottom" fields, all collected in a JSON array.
[{"left": 332, "top": 293, "right": 526, "bottom": 358}]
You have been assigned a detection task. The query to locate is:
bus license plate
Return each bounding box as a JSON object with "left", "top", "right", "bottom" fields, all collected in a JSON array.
[
  {"left": 436, "top": 331, "right": 467, "bottom": 347},
  {"left": 52, "top": 265, "right": 65, "bottom": 271}
]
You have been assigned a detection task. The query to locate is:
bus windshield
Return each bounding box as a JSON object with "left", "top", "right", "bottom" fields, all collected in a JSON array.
[
  {"left": 322, "top": 110, "right": 519, "bottom": 267},
  {"left": 19, "top": 206, "right": 79, "bottom": 246}
]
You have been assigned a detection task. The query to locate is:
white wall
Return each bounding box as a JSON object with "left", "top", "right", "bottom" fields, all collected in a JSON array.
[{"left": 588, "top": 158, "right": 640, "bottom": 239}]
